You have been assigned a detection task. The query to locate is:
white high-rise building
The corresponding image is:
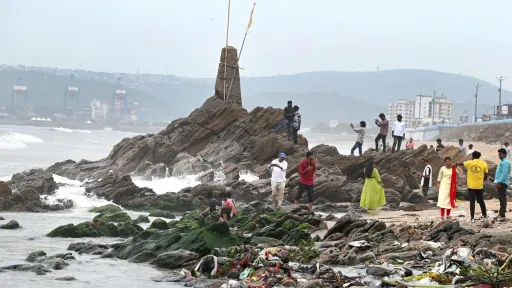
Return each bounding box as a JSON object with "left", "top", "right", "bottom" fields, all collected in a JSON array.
[
  {"left": 413, "top": 95, "right": 454, "bottom": 124},
  {"left": 388, "top": 99, "right": 415, "bottom": 126}
]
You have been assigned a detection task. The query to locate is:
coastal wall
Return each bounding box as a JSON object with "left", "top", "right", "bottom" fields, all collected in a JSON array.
[{"left": 407, "top": 119, "right": 512, "bottom": 142}]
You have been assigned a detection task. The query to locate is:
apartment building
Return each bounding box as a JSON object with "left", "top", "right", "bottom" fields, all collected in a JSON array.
[
  {"left": 388, "top": 99, "right": 415, "bottom": 126},
  {"left": 413, "top": 95, "right": 453, "bottom": 124}
]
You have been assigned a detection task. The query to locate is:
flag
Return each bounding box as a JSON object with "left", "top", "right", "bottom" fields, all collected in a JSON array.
[{"left": 246, "top": 3, "right": 256, "bottom": 33}]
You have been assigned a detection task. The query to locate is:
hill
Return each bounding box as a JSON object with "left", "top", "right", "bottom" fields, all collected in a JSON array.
[{"left": 1, "top": 66, "right": 509, "bottom": 122}]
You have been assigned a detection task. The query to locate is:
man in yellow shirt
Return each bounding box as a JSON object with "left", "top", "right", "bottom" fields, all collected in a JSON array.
[{"left": 459, "top": 151, "right": 488, "bottom": 222}]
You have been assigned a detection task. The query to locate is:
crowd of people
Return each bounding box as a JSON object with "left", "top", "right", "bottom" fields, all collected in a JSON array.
[
  {"left": 204, "top": 105, "right": 512, "bottom": 223},
  {"left": 350, "top": 113, "right": 407, "bottom": 156}
]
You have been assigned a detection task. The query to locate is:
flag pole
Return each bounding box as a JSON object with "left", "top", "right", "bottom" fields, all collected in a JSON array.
[
  {"left": 223, "top": 0, "right": 232, "bottom": 102},
  {"left": 226, "top": 3, "right": 256, "bottom": 101}
]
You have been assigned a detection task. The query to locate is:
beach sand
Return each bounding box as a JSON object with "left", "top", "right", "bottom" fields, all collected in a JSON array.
[
  {"left": 315, "top": 199, "right": 512, "bottom": 239},
  {"left": 417, "top": 141, "right": 504, "bottom": 164}
]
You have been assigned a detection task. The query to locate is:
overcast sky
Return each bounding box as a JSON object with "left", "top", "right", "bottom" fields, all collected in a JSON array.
[{"left": 1, "top": 0, "right": 511, "bottom": 84}]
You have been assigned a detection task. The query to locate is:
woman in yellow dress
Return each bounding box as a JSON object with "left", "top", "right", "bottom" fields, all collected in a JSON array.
[{"left": 360, "top": 160, "right": 386, "bottom": 210}]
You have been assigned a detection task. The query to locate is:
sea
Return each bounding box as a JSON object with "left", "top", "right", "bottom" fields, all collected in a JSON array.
[{"left": 0, "top": 125, "right": 356, "bottom": 287}]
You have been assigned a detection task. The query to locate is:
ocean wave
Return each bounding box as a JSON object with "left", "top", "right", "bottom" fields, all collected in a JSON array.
[
  {"left": 0, "top": 132, "right": 44, "bottom": 150},
  {"left": 133, "top": 175, "right": 201, "bottom": 194},
  {"left": 239, "top": 170, "right": 259, "bottom": 182},
  {"left": 52, "top": 127, "right": 92, "bottom": 134}
]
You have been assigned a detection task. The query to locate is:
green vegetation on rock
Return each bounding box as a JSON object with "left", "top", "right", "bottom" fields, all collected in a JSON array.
[
  {"left": 89, "top": 204, "right": 122, "bottom": 214},
  {"left": 93, "top": 212, "right": 131, "bottom": 223},
  {"left": 47, "top": 221, "right": 143, "bottom": 238}
]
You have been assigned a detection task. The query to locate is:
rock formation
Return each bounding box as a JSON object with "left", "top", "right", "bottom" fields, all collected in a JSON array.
[{"left": 0, "top": 169, "right": 72, "bottom": 212}]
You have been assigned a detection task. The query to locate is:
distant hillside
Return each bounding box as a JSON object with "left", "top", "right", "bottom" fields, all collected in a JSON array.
[
  {"left": 1, "top": 67, "right": 509, "bottom": 122},
  {"left": 243, "top": 92, "right": 386, "bottom": 127}
]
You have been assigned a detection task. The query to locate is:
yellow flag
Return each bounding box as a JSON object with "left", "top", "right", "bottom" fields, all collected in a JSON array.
[{"left": 246, "top": 3, "right": 256, "bottom": 33}]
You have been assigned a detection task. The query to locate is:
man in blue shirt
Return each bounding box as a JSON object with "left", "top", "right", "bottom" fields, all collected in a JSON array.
[{"left": 493, "top": 148, "right": 511, "bottom": 219}]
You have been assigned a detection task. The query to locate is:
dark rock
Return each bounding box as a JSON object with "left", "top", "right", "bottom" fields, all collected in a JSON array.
[
  {"left": 0, "top": 170, "right": 72, "bottom": 212},
  {"left": 100, "top": 252, "right": 116, "bottom": 259},
  {"left": 25, "top": 251, "right": 47, "bottom": 262},
  {"left": 366, "top": 266, "right": 391, "bottom": 277},
  {"left": 8, "top": 169, "right": 58, "bottom": 195},
  {"left": 56, "top": 276, "right": 76, "bottom": 281},
  {"left": 148, "top": 210, "right": 176, "bottom": 219},
  {"left": 0, "top": 216, "right": 4, "bottom": 220},
  {"left": 89, "top": 204, "right": 122, "bottom": 214},
  {"left": 149, "top": 249, "right": 199, "bottom": 269},
  {"left": 93, "top": 211, "right": 131, "bottom": 223},
  {"left": 0, "top": 220, "right": 20, "bottom": 229},
  {"left": 227, "top": 270, "right": 241, "bottom": 279},
  {"left": 133, "top": 214, "right": 150, "bottom": 224},
  {"left": 128, "top": 251, "right": 158, "bottom": 263},
  {"left": 149, "top": 219, "right": 169, "bottom": 230},
  {"left": 48, "top": 221, "right": 142, "bottom": 238}
]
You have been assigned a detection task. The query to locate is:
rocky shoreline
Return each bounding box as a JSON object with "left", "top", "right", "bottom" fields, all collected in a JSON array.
[{"left": 1, "top": 47, "right": 511, "bottom": 287}]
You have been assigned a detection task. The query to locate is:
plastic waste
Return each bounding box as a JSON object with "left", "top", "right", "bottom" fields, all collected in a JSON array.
[{"left": 347, "top": 240, "right": 369, "bottom": 247}]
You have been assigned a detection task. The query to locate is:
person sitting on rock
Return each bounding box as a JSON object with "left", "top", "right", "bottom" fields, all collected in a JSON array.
[
  {"left": 350, "top": 121, "right": 366, "bottom": 156},
  {"left": 219, "top": 191, "right": 237, "bottom": 221},
  {"left": 405, "top": 137, "right": 415, "bottom": 150},
  {"left": 226, "top": 190, "right": 237, "bottom": 215},
  {"left": 435, "top": 138, "right": 445, "bottom": 152},
  {"left": 274, "top": 100, "right": 295, "bottom": 141},
  {"left": 201, "top": 191, "right": 219, "bottom": 217},
  {"left": 291, "top": 105, "right": 301, "bottom": 145}
]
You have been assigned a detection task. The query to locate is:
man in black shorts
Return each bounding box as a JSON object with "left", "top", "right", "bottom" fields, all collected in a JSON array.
[{"left": 295, "top": 151, "right": 316, "bottom": 210}]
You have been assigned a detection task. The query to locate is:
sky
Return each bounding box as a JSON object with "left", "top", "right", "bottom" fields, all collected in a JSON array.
[{"left": 1, "top": 0, "right": 511, "bottom": 84}]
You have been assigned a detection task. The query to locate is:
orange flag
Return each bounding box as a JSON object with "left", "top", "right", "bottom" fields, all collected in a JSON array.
[{"left": 246, "top": 3, "right": 256, "bottom": 33}]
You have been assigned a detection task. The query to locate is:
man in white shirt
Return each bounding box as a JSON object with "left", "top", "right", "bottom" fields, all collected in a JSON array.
[
  {"left": 267, "top": 152, "right": 288, "bottom": 210},
  {"left": 467, "top": 144, "right": 474, "bottom": 156},
  {"left": 505, "top": 142, "right": 511, "bottom": 159},
  {"left": 391, "top": 114, "right": 406, "bottom": 153}
]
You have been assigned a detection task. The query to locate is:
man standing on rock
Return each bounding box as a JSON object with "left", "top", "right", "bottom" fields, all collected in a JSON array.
[
  {"left": 504, "top": 142, "right": 511, "bottom": 159},
  {"left": 391, "top": 114, "right": 406, "bottom": 153},
  {"left": 457, "top": 151, "right": 488, "bottom": 222},
  {"left": 291, "top": 105, "right": 301, "bottom": 145},
  {"left": 274, "top": 101, "right": 295, "bottom": 141},
  {"left": 467, "top": 144, "right": 474, "bottom": 156},
  {"left": 295, "top": 151, "right": 316, "bottom": 211},
  {"left": 267, "top": 152, "right": 288, "bottom": 210},
  {"left": 420, "top": 158, "right": 432, "bottom": 203},
  {"left": 435, "top": 139, "right": 445, "bottom": 153},
  {"left": 492, "top": 148, "right": 511, "bottom": 220},
  {"left": 459, "top": 139, "right": 467, "bottom": 156},
  {"left": 374, "top": 113, "right": 389, "bottom": 153}
]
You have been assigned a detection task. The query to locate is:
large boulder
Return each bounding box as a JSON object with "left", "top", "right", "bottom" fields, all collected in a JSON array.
[
  {"left": 47, "top": 221, "right": 143, "bottom": 238},
  {"left": 0, "top": 170, "right": 72, "bottom": 212},
  {"left": 8, "top": 169, "right": 58, "bottom": 195}
]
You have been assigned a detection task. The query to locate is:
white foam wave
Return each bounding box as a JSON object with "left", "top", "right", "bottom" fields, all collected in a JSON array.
[
  {"left": 52, "top": 127, "right": 92, "bottom": 134},
  {"left": 239, "top": 170, "right": 259, "bottom": 182},
  {"left": 133, "top": 175, "right": 201, "bottom": 194},
  {"left": 53, "top": 127, "right": 73, "bottom": 133},
  {"left": 48, "top": 175, "right": 111, "bottom": 212},
  {"left": 83, "top": 140, "right": 100, "bottom": 144},
  {"left": 0, "top": 132, "right": 43, "bottom": 150}
]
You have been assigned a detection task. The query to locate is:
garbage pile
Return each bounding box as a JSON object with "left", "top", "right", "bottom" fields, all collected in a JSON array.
[
  {"left": 191, "top": 246, "right": 366, "bottom": 288},
  {"left": 381, "top": 246, "right": 512, "bottom": 287}
]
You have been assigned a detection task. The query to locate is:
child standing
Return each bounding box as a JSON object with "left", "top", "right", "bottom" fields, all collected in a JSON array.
[{"left": 350, "top": 121, "right": 366, "bottom": 156}]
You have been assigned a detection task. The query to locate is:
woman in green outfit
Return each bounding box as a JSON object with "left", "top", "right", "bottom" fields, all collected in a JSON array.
[{"left": 360, "top": 160, "right": 386, "bottom": 210}]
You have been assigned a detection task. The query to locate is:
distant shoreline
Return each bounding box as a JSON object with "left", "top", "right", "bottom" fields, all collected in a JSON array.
[{"left": 0, "top": 119, "right": 166, "bottom": 134}]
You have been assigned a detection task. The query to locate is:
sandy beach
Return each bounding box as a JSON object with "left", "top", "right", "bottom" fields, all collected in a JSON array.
[{"left": 417, "top": 141, "right": 504, "bottom": 164}]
